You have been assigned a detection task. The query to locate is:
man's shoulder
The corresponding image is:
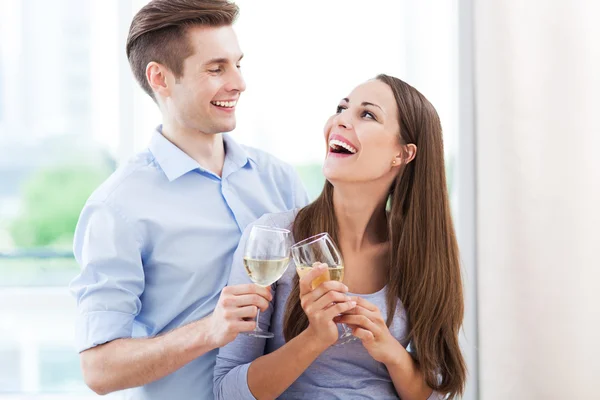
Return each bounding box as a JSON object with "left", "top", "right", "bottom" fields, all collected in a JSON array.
[
  {"left": 87, "top": 149, "right": 157, "bottom": 205},
  {"left": 252, "top": 209, "right": 298, "bottom": 231},
  {"left": 242, "top": 145, "right": 296, "bottom": 177}
]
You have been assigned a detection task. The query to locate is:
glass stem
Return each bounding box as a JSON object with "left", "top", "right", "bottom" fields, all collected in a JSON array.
[{"left": 255, "top": 307, "right": 261, "bottom": 331}]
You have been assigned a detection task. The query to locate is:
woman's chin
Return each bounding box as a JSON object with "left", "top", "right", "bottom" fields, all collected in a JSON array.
[
  {"left": 322, "top": 165, "right": 343, "bottom": 182},
  {"left": 323, "top": 170, "right": 355, "bottom": 185}
]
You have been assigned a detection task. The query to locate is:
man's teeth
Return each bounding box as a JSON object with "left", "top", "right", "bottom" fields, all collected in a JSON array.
[
  {"left": 212, "top": 100, "right": 237, "bottom": 108},
  {"left": 329, "top": 139, "right": 357, "bottom": 154}
]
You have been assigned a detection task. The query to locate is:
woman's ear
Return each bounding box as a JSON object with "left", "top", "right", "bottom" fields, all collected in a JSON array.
[
  {"left": 393, "top": 144, "right": 417, "bottom": 166},
  {"left": 403, "top": 144, "right": 417, "bottom": 164}
]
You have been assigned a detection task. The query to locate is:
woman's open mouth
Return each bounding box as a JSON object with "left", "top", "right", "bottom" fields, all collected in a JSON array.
[{"left": 328, "top": 136, "right": 357, "bottom": 157}]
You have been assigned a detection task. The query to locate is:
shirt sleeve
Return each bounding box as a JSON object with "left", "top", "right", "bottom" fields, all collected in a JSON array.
[
  {"left": 214, "top": 217, "right": 282, "bottom": 400},
  {"left": 427, "top": 390, "right": 449, "bottom": 400},
  {"left": 69, "top": 201, "right": 144, "bottom": 353},
  {"left": 290, "top": 166, "right": 311, "bottom": 208}
]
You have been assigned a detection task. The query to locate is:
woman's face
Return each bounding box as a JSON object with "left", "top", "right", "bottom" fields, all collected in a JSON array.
[{"left": 323, "top": 79, "right": 404, "bottom": 185}]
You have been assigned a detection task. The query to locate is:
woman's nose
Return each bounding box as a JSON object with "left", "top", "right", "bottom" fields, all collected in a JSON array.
[{"left": 332, "top": 110, "right": 352, "bottom": 130}]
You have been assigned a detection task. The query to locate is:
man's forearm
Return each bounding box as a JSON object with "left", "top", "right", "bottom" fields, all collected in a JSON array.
[{"left": 81, "top": 316, "right": 214, "bottom": 395}]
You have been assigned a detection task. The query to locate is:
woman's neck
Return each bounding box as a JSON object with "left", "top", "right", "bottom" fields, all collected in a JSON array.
[{"left": 332, "top": 182, "right": 390, "bottom": 252}]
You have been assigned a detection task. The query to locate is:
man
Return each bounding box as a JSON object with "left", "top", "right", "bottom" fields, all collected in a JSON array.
[{"left": 69, "top": 1, "right": 309, "bottom": 399}]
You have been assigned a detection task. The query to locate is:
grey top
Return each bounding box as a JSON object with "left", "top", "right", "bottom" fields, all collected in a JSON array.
[{"left": 214, "top": 210, "right": 445, "bottom": 400}]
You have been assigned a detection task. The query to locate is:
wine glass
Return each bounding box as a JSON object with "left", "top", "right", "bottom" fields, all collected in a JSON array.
[
  {"left": 242, "top": 225, "right": 292, "bottom": 338},
  {"left": 290, "top": 232, "right": 356, "bottom": 345}
]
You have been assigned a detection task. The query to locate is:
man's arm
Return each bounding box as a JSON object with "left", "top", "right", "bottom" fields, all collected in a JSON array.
[
  {"left": 70, "top": 201, "right": 271, "bottom": 394},
  {"left": 80, "top": 317, "right": 211, "bottom": 395},
  {"left": 81, "top": 284, "right": 271, "bottom": 395}
]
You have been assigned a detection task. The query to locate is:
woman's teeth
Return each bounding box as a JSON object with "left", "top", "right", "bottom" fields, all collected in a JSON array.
[{"left": 329, "top": 139, "right": 357, "bottom": 154}]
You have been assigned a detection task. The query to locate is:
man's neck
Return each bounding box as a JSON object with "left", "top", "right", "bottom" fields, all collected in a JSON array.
[{"left": 161, "top": 122, "right": 226, "bottom": 177}]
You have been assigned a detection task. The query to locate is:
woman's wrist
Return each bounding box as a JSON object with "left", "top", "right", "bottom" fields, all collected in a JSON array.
[
  {"left": 382, "top": 339, "right": 411, "bottom": 369},
  {"left": 299, "top": 327, "right": 332, "bottom": 355}
]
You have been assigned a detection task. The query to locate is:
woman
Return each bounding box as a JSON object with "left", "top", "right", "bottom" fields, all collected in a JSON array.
[{"left": 214, "top": 75, "right": 466, "bottom": 399}]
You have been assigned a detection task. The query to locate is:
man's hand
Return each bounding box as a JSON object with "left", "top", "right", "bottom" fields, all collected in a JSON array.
[{"left": 207, "top": 283, "right": 273, "bottom": 347}]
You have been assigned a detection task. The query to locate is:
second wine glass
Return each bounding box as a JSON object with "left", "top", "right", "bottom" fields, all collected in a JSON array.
[{"left": 290, "top": 232, "right": 356, "bottom": 345}]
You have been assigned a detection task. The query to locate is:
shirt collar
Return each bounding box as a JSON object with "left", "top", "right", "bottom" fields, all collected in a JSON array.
[
  {"left": 222, "top": 133, "right": 254, "bottom": 170},
  {"left": 148, "top": 126, "right": 254, "bottom": 182}
]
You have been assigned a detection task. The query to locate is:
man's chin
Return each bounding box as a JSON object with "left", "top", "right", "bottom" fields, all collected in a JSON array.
[
  {"left": 215, "top": 122, "right": 237, "bottom": 134},
  {"left": 195, "top": 121, "right": 236, "bottom": 135}
]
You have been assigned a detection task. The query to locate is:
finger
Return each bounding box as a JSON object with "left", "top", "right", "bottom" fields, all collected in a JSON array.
[
  {"left": 335, "top": 314, "right": 379, "bottom": 335},
  {"left": 232, "top": 320, "right": 258, "bottom": 334},
  {"left": 229, "top": 305, "right": 259, "bottom": 319},
  {"left": 352, "top": 327, "right": 375, "bottom": 343},
  {"left": 306, "top": 291, "right": 351, "bottom": 315},
  {"left": 298, "top": 264, "right": 328, "bottom": 296},
  {"left": 225, "top": 294, "right": 271, "bottom": 312},
  {"left": 352, "top": 296, "right": 379, "bottom": 312},
  {"left": 340, "top": 305, "right": 374, "bottom": 317},
  {"left": 223, "top": 284, "right": 273, "bottom": 301},
  {"left": 310, "top": 280, "right": 348, "bottom": 300},
  {"left": 340, "top": 306, "right": 385, "bottom": 327},
  {"left": 322, "top": 300, "right": 357, "bottom": 320},
  {"left": 301, "top": 280, "right": 349, "bottom": 312}
]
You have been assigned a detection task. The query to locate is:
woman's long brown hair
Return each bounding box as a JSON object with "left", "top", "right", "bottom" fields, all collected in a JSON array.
[{"left": 282, "top": 74, "right": 467, "bottom": 397}]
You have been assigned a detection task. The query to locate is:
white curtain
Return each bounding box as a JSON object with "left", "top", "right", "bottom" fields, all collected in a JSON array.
[{"left": 474, "top": 0, "right": 600, "bottom": 398}]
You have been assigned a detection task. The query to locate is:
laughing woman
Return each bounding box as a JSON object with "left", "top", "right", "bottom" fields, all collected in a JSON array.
[{"left": 214, "top": 74, "right": 467, "bottom": 400}]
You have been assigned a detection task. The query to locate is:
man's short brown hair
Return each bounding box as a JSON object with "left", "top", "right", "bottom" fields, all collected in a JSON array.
[{"left": 126, "top": 0, "right": 239, "bottom": 99}]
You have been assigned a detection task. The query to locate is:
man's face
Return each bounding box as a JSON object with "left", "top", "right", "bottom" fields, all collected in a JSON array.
[{"left": 164, "top": 25, "right": 246, "bottom": 135}]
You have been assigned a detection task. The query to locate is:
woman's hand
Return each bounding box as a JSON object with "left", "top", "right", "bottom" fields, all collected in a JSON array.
[
  {"left": 336, "top": 296, "right": 404, "bottom": 366},
  {"left": 299, "top": 263, "right": 356, "bottom": 347}
]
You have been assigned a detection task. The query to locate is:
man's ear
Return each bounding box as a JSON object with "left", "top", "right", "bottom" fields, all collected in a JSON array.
[{"left": 146, "top": 62, "right": 170, "bottom": 98}]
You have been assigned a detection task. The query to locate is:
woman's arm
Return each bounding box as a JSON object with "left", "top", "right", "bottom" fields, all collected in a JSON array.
[
  {"left": 337, "top": 297, "right": 446, "bottom": 400},
  {"left": 215, "top": 260, "right": 355, "bottom": 400},
  {"left": 246, "top": 329, "right": 327, "bottom": 400},
  {"left": 384, "top": 346, "right": 444, "bottom": 400},
  {"left": 246, "top": 265, "right": 356, "bottom": 400},
  {"left": 215, "top": 301, "right": 330, "bottom": 400}
]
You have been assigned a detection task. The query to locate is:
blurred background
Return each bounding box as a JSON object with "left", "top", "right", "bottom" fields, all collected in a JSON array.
[{"left": 0, "top": 0, "right": 597, "bottom": 399}]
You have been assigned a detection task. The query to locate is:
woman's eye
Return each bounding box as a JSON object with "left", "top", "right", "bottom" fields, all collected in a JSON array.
[
  {"left": 336, "top": 105, "right": 347, "bottom": 114},
  {"left": 362, "top": 111, "right": 376, "bottom": 120}
]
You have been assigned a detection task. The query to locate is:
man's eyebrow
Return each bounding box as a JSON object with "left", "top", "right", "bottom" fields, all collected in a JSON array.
[{"left": 204, "top": 54, "right": 244, "bottom": 65}]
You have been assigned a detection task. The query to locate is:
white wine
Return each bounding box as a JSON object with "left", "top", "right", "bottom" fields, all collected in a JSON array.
[
  {"left": 296, "top": 264, "right": 344, "bottom": 289},
  {"left": 243, "top": 257, "right": 290, "bottom": 287}
]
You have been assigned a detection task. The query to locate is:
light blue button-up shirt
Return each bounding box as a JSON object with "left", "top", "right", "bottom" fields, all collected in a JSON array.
[{"left": 69, "top": 128, "right": 309, "bottom": 400}]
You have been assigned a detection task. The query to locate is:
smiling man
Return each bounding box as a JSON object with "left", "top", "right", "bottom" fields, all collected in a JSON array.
[{"left": 69, "top": 1, "right": 309, "bottom": 399}]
